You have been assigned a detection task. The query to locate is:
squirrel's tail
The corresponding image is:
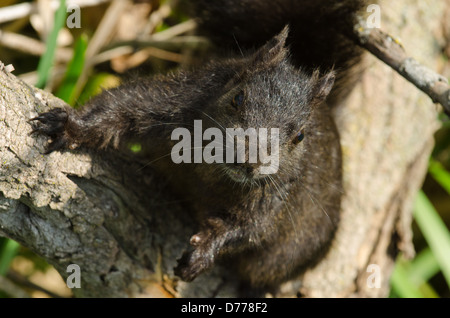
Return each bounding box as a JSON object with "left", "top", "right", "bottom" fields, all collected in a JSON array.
[{"left": 185, "top": 0, "right": 370, "bottom": 106}]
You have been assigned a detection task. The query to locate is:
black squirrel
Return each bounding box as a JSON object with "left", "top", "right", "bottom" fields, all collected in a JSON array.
[{"left": 30, "top": 0, "right": 368, "bottom": 294}]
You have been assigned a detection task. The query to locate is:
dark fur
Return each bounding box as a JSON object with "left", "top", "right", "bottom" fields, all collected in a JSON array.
[
  {"left": 186, "top": 0, "right": 368, "bottom": 105},
  {"left": 30, "top": 0, "right": 368, "bottom": 293}
]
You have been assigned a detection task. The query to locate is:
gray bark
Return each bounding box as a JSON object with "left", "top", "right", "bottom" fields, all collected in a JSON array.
[{"left": 0, "top": 0, "right": 446, "bottom": 297}]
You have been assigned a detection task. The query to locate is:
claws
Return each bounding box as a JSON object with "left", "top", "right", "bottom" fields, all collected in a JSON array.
[
  {"left": 29, "top": 108, "right": 69, "bottom": 153},
  {"left": 175, "top": 228, "right": 217, "bottom": 281},
  {"left": 174, "top": 248, "right": 213, "bottom": 282},
  {"left": 175, "top": 219, "right": 229, "bottom": 282},
  {"left": 190, "top": 234, "right": 203, "bottom": 246},
  {"left": 44, "top": 136, "right": 69, "bottom": 154},
  {"left": 30, "top": 107, "right": 68, "bottom": 124}
]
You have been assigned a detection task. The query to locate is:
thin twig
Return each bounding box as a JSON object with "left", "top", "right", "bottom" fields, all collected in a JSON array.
[
  {"left": 354, "top": 17, "right": 450, "bottom": 116},
  {"left": 36, "top": 0, "right": 53, "bottom": 42},
  {"left": 0, "top": 0, "right": 111, "bottom": 24},
  {"left": 71, "top": 0, "right": 129, "bottom": 99},
  {"left": 7, "top": 271, "right": 65, "bottom": 298},
  {"left": 105, "top": 35, "right": 211, "bottom": 52},
  {"left": 142, "top": 0, "right": 178, "bottom": 35},
  {"left": 0, "top": 30, "right": 72, "bottom": 62},
  {"left": 0, "top": 275, "right": 30, "bottom": 298},
  {"left": 149, "top": 19, "right": 197, "bottom": 41}
]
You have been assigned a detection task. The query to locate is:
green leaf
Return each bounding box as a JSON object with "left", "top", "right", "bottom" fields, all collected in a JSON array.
[
  {"left": 428, "top": 159, "right": 450, "bottom": 194},
  {"left": 35, "top": 0, "right": 67, "bottom": 89},
  {"left": 0, "top": 239, "right": 20, "bottom": 276},
  {"left": 55, "top": 34, "right": 88, "bottom": 105},
  {"left": 414, "top": 191, "right": 450, "bottom": 287}
]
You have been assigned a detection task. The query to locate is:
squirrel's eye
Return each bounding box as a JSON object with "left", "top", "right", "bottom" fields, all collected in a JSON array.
[
  {"left": 231, "top": 91, "right": 245, "bottom": 108},
  {"left": 292, "top": 131, "right": 304, "bottom": 145}
]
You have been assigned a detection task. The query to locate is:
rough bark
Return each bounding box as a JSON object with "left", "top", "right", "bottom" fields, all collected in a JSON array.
[
  {"left": 296, "top": 1, "right": 444, "bottom": 297},
  {"left": 0, "top": 0, "right": 446, "bottom": 297}
]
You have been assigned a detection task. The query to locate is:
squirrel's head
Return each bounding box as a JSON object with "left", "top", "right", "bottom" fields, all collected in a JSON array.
[{"left": 201, "top": 26, "right": 336, "bottom": 185}]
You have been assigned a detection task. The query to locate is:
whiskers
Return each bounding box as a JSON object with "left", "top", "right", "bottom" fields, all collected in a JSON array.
[
  {"left": 265, "top": 173, "right": 299, "bottom": 272},
  {"left": 136, "top": 145, "right": 205, "bottom": 172},
  {"left": 277, "top": 164, "right": 339, "bottom": 227},
  {"left": 217, "top": 163, "right": 264, "bottom": 189},
  {"left": 198, "top": 110, "right": 235, "bottom": 148},
  {"left": 232, "top": 33, "right": 245, "bottom": 58}
]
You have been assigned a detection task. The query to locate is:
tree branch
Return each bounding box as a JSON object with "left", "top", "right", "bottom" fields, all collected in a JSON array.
[
  {"left": 0, "top": 64, "right": 193, "bottom": 297},
  {"left": 353, "top": 17, "right": 450, "bottom": 116}
]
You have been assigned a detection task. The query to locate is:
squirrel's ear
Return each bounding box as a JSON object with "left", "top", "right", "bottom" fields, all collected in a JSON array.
[
  {"left": 310, "top": 70, "right": 336, "bottom": 105},
  {"left": 250, "top": 25, "right": 289, "bottom": 71}
]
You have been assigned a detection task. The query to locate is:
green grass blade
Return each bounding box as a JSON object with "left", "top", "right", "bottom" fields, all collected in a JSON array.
[
  {"left": 417, "top": 282, "right": 440, "bottom": 298},
  {"left": 428, "top": 159, "right": 450, "bottom": 194},
  {"left": 408, "top": 247, "right": 440, "bottom": 284},
  {"left": 35, "top": 0, "right": 67, "bottom": 89},
  {"left": 390, "top": 259, "right": 426, "bottom": 298},
  {"left": 390, "top": 255, "right": 439, "bottom": 298},
  {"left": 0, "top": 239, "right": 20, "bottom": 276},
  {"left": 55, "top": 34, "right": 88, "bottom": 105},
  {"left": 414, "top": 191, "right": 450, "bottom": 287}
]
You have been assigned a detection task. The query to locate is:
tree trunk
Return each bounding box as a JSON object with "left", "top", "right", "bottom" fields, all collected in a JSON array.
[{"left": 0, "top": 0, "right": 446, "bottom": 297}]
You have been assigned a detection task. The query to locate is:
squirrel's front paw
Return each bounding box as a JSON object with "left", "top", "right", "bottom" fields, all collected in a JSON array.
[
  {"left": 174, "top": 219, "right": 229, "bottom": 281},
  {"left": 174, "top": 248, "right": 214, "bottom": 282},
  {"left": 29, "top": 108, "right": 70, "bottom": 153},
  {"left": 174, "top": 231, "right": 216, "bottom": 282}
]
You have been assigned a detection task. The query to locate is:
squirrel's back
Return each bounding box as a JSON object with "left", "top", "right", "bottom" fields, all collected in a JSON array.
[{"left": 186, "top": 0, "right": 369, "bottom": 105}]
